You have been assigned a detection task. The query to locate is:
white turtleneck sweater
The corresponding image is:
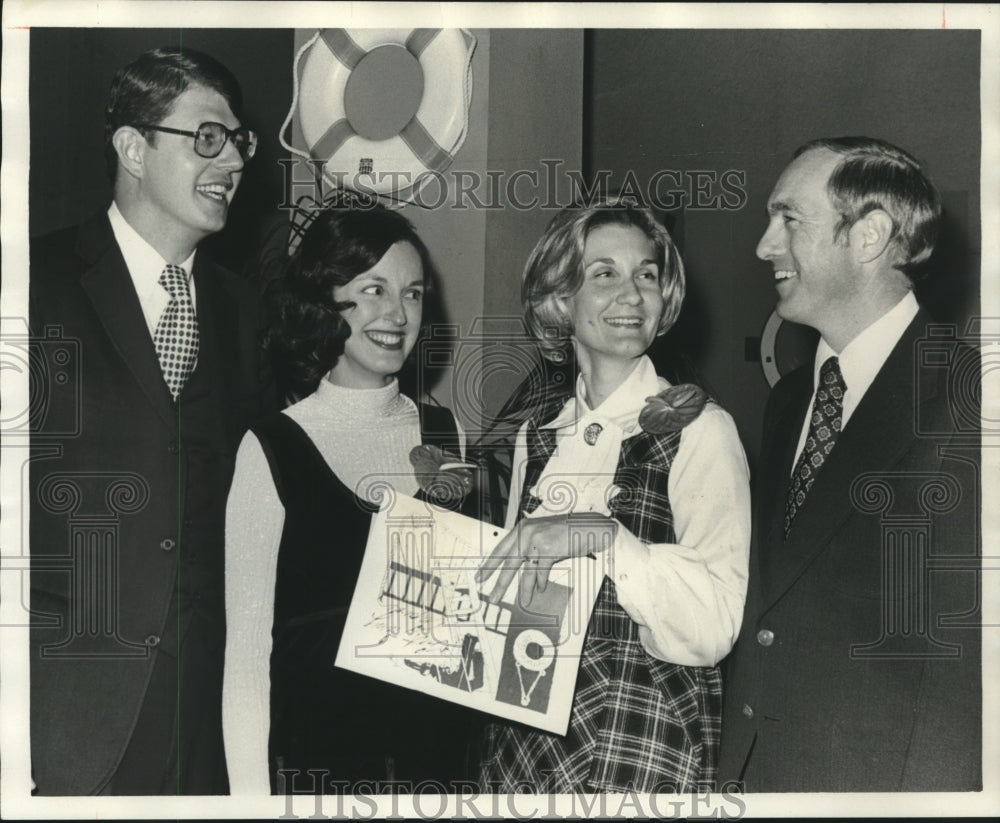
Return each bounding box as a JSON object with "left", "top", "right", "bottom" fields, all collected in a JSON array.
[{"left": 222, "top": 378, "right": 458, "bottom": 795}]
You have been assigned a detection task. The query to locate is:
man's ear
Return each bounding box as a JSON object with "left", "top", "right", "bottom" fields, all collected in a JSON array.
[
  {"left": 850, "top": 209, "right": 895, "bottom": 265},
  {"left": 111, "top": 126, "right": 147, "bottom": 181}
]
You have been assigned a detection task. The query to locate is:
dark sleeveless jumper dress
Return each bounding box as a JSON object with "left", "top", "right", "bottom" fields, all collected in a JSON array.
[{"left": 250, "top": 403, "right": 481, "bottom": 793}]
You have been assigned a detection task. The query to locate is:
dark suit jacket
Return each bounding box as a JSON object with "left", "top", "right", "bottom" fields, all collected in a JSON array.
[
  {"left": 718, "top": 310, "right": 981, "bottom": 792},
  {"left": 28, "top": 212, "right": 272, "bottom": 794}
]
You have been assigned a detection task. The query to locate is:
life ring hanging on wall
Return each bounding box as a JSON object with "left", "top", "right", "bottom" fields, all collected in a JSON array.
[
  {"left": 759, "top": 310, "right": 783, "bottom": 388},
  {"left": 759, "top": 309, "right": 820, "bottom": 387},
  {"left": 281, "top": 28, "right": 476, "bottom": 204}
]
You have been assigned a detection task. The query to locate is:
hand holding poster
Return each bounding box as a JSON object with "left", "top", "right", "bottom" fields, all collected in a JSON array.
[{"left": 335, "top": 493, "right": 605, "bottom": 734}]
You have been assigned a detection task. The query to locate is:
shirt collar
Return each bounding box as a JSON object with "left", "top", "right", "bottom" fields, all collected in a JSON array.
[
  {"left": 542, "top": 355, "right": 663, "bottom": 431},
  {"left": 108, "top": 201, "right": 196, "bottom": 284},
  {"left": 814, "top": 290, "right": 919, "bottom": 396}
]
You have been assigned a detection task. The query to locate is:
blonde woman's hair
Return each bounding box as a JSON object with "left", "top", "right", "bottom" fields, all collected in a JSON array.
[{"left": 521, "top": 197, "right": 685, "bottom": 361}]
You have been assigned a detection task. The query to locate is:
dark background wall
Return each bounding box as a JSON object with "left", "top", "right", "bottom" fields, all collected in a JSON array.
[
  {"left": 29, "top": 28, "right": 981, "bottom": 465},
  {"left": 586, "top": 29, "right": 981, "bottom": 463},
  {"left": 29, "top": 27, "right": 294, "bottom": 271},
  {"left": 480, "top": 29, "right": 583, "bottom": 425}
]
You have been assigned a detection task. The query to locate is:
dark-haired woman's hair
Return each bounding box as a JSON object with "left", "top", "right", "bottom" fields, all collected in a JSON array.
[{"left": 263, "top": 205, "right": 437, "bottom": 403}]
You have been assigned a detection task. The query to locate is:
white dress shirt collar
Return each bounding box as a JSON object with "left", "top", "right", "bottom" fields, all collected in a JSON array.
[
  {"left": 813, "top": 291, "right": 919, "bottom": 424},
  {"left": 108, "top": 202, "right": 197, "bottom": 335}
]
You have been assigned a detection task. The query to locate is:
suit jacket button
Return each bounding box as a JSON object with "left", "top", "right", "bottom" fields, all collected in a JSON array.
[
  {"left": 145, "top": 634, "right": 160, "bottom": 647},
  {"left": 167, "top": 441, "right": 179, "bottom": 454},
  {"left": 160, "top": 538, "right": 175, "bottom": 551},
  {"left": 742, "top": 704, "right": 754, "bottom": 718},
  {"left": 757, "top": 629, "right": 774, "bottom": 647}
]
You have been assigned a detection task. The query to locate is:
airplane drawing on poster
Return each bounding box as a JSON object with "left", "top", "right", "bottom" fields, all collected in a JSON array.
[{"left": 335, "top": 493, "right": 605, "bottom": 735}]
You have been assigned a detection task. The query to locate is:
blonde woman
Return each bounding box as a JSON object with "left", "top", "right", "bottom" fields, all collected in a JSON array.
[{"left": 478, "top": 199, "right": 751, "bottom": 793}]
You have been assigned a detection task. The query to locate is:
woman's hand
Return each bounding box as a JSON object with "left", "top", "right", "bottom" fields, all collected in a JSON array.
[{"left": 475, "top": 512, "right": 618, "bottom": 608}]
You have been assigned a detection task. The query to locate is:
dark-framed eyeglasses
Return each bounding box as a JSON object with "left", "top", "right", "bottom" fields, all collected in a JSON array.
[{"left": 135, "top": 121, "right": 258, "bottom": 161}]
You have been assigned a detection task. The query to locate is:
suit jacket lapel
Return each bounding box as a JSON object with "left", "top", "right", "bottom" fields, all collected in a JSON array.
[
  {"left": 761, "top": 312, "right": 937, "bottom": 613},
  {"left": 190, "top": 255, "right": 222, "bottom": 387},
  {"left": 757, "top": 370, "right": 812, "bottom": 600},
  {"left": 77, "top": 215, "right": 177, "bottom": 429}
]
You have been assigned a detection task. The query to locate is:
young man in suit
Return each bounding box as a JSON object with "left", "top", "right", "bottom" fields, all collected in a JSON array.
[
  {"left": 29, "top": 46, "right": 271, "bottom": 795},
  {"left": 718, "top": 138, "right": 981, "bottom": 791}
]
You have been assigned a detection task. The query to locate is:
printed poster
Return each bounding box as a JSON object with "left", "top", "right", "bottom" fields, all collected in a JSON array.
[{"left": 335, "top": 493, "right": 605, "bottom": 735}]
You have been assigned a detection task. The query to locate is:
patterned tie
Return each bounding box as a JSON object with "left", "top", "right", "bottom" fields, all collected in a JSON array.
[
  {"left": 153, "top": 264, "right": 199, "bottom": 401},
  {"left": 784, "top": 356, "right": 846, "bottom": 537}
]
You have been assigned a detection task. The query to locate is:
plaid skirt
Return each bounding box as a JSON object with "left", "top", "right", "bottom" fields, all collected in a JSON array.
[{"left": 479, "top": 580, "right": 722, "bottom": 793}]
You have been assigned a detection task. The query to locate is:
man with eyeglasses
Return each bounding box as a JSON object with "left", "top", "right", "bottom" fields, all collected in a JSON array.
[{"left": 29, "top": 46, "right": 273, "bottom": 795}]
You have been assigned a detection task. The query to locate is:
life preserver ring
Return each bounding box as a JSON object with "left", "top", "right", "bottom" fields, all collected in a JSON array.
[
  {"left": 760, "top": 309, "right": 825, "bottom": 387},
  {"left": 760, "top": 309, "right": 783, "bottom": 387},
  {"left": 281, "top": 28, "right": 476, "bottom": 203},
  {"left": 512, "top": 629, "right": 555, "bottom": 673}
]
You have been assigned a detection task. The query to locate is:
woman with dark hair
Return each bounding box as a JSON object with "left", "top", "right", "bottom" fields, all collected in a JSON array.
[
  {"left": 476, "top": 198, "right": 751, "bottom": 793},
  {"left": 222, "top": 204, "right": 473, "bottom": 794}
]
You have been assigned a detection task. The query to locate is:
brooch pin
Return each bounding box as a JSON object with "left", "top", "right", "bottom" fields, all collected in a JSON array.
[
  {"left": 638, "top": 384, "right": 709, "bottom": 434},
  {"left": 583, "top": 422, "right": 603, "bottom": 445}
]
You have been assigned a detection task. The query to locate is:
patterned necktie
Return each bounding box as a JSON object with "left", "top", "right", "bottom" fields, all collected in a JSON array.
[
  {"left": 153, "top": 264, "right": 199, "bottom": 401},
  {"left": 784, "top": 356, "right": 846, "bottom": 537}
]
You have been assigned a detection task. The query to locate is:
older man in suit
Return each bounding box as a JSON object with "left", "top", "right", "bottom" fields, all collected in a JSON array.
[
  {"left": 29, "top": 46, "right": 271, "bottom": 795},
  {"left": 718, "top": 137, "right": 981, "bottom": 791}
]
